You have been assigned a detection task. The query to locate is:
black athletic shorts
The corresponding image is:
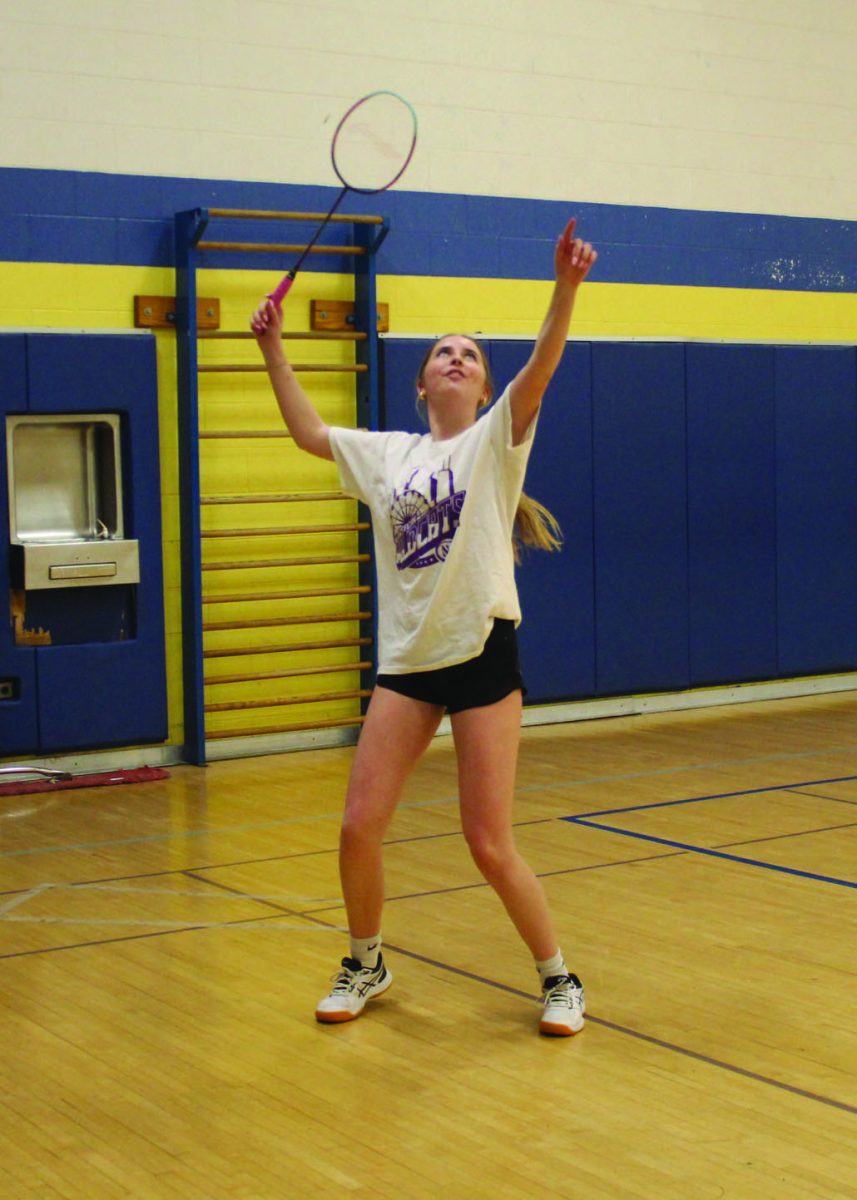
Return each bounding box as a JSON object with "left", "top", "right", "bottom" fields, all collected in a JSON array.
[{"left": 375, "top": 618, "right": 526, "bottom": 715}]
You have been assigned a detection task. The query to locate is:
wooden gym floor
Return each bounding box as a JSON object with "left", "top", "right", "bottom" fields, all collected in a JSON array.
[{"left": 1, "top": 691, "right": 855, "bottom": 1199}]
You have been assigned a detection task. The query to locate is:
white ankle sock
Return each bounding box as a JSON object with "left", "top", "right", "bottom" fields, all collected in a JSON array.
[
  {"left": 536, "top": 950, "right": 567, "bottom": 987},
  {"left": 350, "top": 934, "right": 382, "bottom": 968}
]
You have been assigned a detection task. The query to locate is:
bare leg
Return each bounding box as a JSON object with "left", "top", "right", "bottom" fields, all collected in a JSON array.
[
  {"left": 451, "top": 690, "right": 559, "bottom": 961},
  {"left": 339, "top": 685, "right": 443, "bottom": 938}
]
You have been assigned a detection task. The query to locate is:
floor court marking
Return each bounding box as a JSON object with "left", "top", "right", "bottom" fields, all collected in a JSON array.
[
  {"left": 0, "top": 882, "right": 52, "bottom": 917},
  {"left": 565, "top": 773, "right": 857, "bottom": 889},
  {"left": 2, "top": 915, "right": 347, "bottom": 932},
  {"left": 787, "top": 789, "right": 857, "bottom": 807},
  {"left": 568, "top": 822, "right": 855, "bottom": 888},
  {"left": 61, "top": 881, "right": 339, "bottom": 904},
  {"left": 0, "top": 880, "right": 344, "bottom": 929},
  {"left": 572, "top": 773, "right": 857, "bottom": 821},
  {"left": 3, "top": 916, "right": 345, "bottom": 926},
  {"left": 0, "top": 908, "right": 348, "bottom": 958},
  {"left": 0, "top": 871, "right": 346, "bottom": 950},
  {"left": 716, "top": 818, "right": 857, "bottom": 850}
]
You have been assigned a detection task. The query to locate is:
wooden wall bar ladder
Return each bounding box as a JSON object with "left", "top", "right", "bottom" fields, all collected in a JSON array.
[{"left": 175, "top": 208, "right": 387, "bottom": 764}]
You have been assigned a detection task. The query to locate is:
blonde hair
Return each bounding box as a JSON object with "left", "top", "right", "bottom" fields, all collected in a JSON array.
[
  {"left": 514, "top": 492, "right": 562, "bottom": 562},
  {"left": 416, "top": 335, "right": 563, "bottom": 561}
]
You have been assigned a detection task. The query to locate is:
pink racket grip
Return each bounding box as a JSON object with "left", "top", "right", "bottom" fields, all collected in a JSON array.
[{"left": 267, "top": 275, "right": 295, "bottom": 307}]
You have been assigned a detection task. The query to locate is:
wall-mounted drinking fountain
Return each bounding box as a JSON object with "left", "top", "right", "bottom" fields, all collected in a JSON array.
[{"left": 6, "top": 413, "right": 140, "bottom": 589}]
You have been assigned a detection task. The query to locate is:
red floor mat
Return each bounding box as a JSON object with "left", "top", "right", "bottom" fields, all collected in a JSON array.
[{"left": 0, "top": 766, "right": 170, "bottom": 796}]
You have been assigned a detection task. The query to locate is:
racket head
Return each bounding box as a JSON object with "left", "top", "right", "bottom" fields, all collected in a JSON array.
[{"left": 330, "top": 90, "right": 418, "bottom": 194}]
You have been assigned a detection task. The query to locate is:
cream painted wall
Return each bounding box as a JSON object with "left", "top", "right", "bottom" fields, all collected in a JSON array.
[{"left": 1, "top": 0, "right": 855, "bottom": 219}]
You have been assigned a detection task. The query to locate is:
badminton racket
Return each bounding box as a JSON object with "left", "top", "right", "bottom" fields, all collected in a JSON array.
[{"left": 268, "top": 90, "right": 417, "bottom": 306}]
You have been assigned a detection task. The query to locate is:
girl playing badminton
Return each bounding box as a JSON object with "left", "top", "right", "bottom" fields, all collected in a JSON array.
[{"left": 251, "top": 217, "right": 597, "bottom": 1036}]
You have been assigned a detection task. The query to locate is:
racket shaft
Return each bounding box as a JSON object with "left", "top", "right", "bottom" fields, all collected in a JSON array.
[{"left": 268, "top": 186, "right": 347, "bottom": 305}]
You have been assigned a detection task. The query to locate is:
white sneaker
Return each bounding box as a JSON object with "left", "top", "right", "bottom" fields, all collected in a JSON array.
[
  {"left": 315, "top": 955, "right": 393, "bottom": 1024},
  {"left": 540, "top": 972, "right": 585, "bottom": 1036}
]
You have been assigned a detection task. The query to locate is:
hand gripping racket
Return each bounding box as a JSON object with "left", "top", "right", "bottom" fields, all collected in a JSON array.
[{"left": 268, "top": 90, "right": 418, "bottom": 306}]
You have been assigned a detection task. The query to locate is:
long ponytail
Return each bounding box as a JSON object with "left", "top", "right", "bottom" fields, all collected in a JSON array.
[{"left": 513, "top": 492, "right": 562, "bottom": 562}]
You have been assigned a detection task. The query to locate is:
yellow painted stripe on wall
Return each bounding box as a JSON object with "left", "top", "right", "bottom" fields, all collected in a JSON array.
[
  {"left": 3, "top": 263, "right": 854, "bottom": 342},
  {"left": 380, "top": 276, "right": 857, "bottom": 342}
]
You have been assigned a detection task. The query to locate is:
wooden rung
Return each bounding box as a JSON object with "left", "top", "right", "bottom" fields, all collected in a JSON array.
[
  {"left": 204, "top": 610, "right": 371, "bottom": 632},
  {"left": 207, "top": 208, "right": 383, "bottom": 225},
  {"left": 205, "top": 688, "right": 372, "bottom": 713},
  {"left": 206, "top": 661, "right": 373, "bottom": 685},
  {"left": 201, "top": 491, "right": 347, "bottom": 505},
  {"left": 199, "top": 363, "right": 368, "bottom": 374},
  {"left": 199, "top": 330, "right": 366, "bottom": 341},
  {"left": 197, "top": 241, "right": 364, "bottom": 255},
  {"left": 203, "top": 586, "right": 370, "bottom": 605},
  {"left": 207, "top": 714, "right": 365, "bottom": 739},
  {"left": 202, "top": 553, "right": 370, "bottom": 571},
  {"left": 201, "top": 523, "right": 369, "bottom": 538},
  {"left": 204, "top": 636, "right": 372, "bottom": 659},
  {"left": 200, "top": 430, "right": 292, "bottom": 439}
]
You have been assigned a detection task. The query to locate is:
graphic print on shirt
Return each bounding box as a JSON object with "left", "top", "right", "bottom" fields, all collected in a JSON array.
[{"left": 390, "top": 462, "right": 466, "bottom": 570}]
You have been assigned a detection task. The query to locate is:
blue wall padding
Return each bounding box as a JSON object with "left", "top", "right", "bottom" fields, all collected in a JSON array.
[
  {"left": 381, "top": 338, "right": 857, "bottom": 706},
  {"left": 686, "top": 344, "right": 778, "bottom": 683},
  {"left": 775, "top": 346, "right": 857, "bottom": 675},
  {"left": 0, "top": 335, "right": 40, "bottom": 754},
  {"left": 36, "top": 640, "right": 160, "bottom": 752},
  {"left": 379, "top": 339, "right": 425, "bottom": 434},
  {"left": 1, "top": 334, "right": 167, "bottom": 755},
  {"left": 591, "top": 343, "right": 690, "bottom": 694}
]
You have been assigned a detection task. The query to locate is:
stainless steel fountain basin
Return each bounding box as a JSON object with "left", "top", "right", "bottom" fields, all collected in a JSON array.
[{"left": 6, "top": 413, "right": 140, "bottom": 589}]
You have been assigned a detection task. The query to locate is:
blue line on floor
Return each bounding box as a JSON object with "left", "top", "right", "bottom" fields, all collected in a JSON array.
[
  {"left": 567, "top": 818, "right": 856, "bottom": 889},
  {"left": 571, "top": 774, "right": 857, "bottom": 821}
]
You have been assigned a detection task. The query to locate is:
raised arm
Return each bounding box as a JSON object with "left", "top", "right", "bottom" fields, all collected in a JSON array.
[
  {"left": 509, "top": 218, "right": 598, "bottom": 445},
  {"left": 250, "top": 298, "right": 334, "bottom": 461}
]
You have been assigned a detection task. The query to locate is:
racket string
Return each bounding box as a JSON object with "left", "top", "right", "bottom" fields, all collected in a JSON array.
[{"left": 331, "top": 90, "right": 418, "bottom": 194}]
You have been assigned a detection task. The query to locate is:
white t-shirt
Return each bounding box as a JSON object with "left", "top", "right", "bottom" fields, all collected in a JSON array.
[{"left": 329, "top": 386, "right": 538, "bottom": 674}]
